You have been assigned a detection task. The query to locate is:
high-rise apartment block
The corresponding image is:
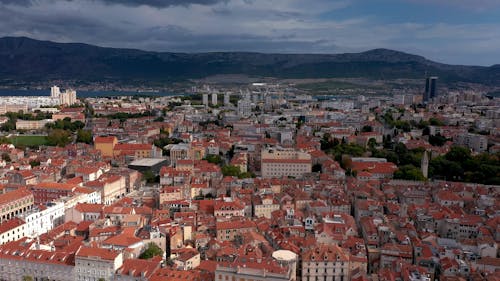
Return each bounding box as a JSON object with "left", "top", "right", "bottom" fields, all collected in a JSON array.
[
  {"left": 212, "top": 92, "right": 218, "bottom": 105},
  {"left": 51, "top": 85, "right": 61, "bottom": 98},
  {"left": 59, "top": 89, "right": 77, "bottom": 106},
  {"left": 51, "top": 86, "right": 77, "bottom": 106},
  {"left": 202, "top": 93, "right": 209, "bottom": 106}
]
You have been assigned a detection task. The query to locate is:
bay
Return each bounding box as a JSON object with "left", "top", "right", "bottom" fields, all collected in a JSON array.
[{"left": 0, "top": 89, "right": 185, "bottom": 98}]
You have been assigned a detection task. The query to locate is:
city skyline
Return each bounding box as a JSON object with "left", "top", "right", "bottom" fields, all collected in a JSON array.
[{"left": 0, "top": 0, "right": 499, "bottom": 66}]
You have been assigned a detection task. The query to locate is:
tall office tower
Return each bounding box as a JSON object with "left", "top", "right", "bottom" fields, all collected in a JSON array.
[
  {"left": 202, "top": 93, "right": 209, "bottom": 106},
  {"left": 423, "top": 76, "right": 438, "bottom": 102},
  {"left": 211, "top": 92, "right": 218, "bottom": 105},
  {"left": 51, "top": 86, "right": 61, "bottom": 98},
  {"left": 224, "top": 92, "right": 230, "bottom": 106}
]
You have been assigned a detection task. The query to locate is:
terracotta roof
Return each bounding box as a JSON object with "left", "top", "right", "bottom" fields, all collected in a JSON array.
[
  {"left": 0, "top": 217, "right": 25, "bottom": 233},
  {"left": 103, "top": 228, "right": 142, "bottom": 247},
  {"left": 436, "top": 190, "right": 462, "bottom": 202},
  {"left": 76, "top": 246, "right": 120, "bottom": 261},
  {"left": 149, "top": 268, "right": 205, "bottom": 281},
  {"left": 75, "top": 221, "right": 93, "bottom": 232},
  {"left": 74, "top": 203, "right": 104, "bottom": 213},
  {"left": 216, "top": 219, "right": 256, "bottom": 230},
  {"left": 303, "top": 244, "right": 350, "bottom": 262},
  {"left": 33, "top": 182, "right": 77, "bottom": 191},
  {"left": 0, "top": 187, "right": 33, "bottom": 205},
  {"left": 66, "top": 176, "right": 84, "bottom": 185},
  {"left": 94, "top": 136, "right": 117, "bottom": 143},
  {"left": 117, "top": 258, "right": 161, "bottom": 278}
]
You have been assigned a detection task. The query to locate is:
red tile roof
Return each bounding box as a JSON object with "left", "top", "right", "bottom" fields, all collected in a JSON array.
[
  {"left": 0, "top": 187, "right": 33, "bottom": 205},
  {"left": 34, "top": 182, "right": 77, "bottom": 191},
  {"left": 117, "top": 258, "right": 161, "bottom": 277},
  {"left": 103, "top": 228, "right": 142, "bottom": 247},
  {"left": 76, "top": 246, "right": 120, "bottom": 261},
  {"left": 94, "top": 136, "right": 117, "bottom": 143},
  {"left": 74, "top": 203, "right": 104, "bottom": 213},
  {"left": 0, "top": 217, "right": 25, "bottom": 233},
  {"left": 216, "top": 219, "right": 256, "bottom": 230}
]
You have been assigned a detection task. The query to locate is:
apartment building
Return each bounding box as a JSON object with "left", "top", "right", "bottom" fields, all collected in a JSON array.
[
  {"left": 253, "top": 194, "right": 280, "bottom": 219},
  {"left": 215, "top": 260, "right": 293, "bottom": 281},
  {"left": 85, "top": 174, "right": 126, "bottom": 205},
  {"left": 214, "top": 199, "right": 245, "bottom": 218},
  {"left": 455, "top": 133, "right": 488, "bottom": 153},
  {"left": 17, "top": 202, "right": 65, "bottom": 237},
  {"left": 0, "top": 218, "right": 26, "bottom": 244},
  {"left": 15, "top": 119, "right": 53, "bottom": 130},
  {"left": 216, "top": 219, "right": 257, "bottom": 241},
  {"left": 0, "top": 243, "right": 75, "bottom": 281},
  {"left": 31, "top": 182, "right": 77, "bottom": 204},
  {"left": 113, "top": 143, "right": 160, "bottom": 159},
  {"left": 0, "top": 187, "right": 34, "bottom": 223},
  {"left": 302, "top": 244, "right": 351, "bottom": 281},
  {"left": 261, "top": 148, "right": 312, "bottom": 178},
  {"left": 94, "top": 136, "right": 118, "bottom": 157},
  {"left": 75, "top": 246, "right": 123, "bottom": 281}
]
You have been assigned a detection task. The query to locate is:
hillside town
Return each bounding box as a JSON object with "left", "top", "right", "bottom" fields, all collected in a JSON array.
[{"left": 0, "top": 81, "right": 498, "bottom": 281}]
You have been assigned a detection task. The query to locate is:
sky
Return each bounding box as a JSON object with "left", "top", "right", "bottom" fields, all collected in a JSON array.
[{"left": 1, "top": 0, "right": 499, "bottom": 66}]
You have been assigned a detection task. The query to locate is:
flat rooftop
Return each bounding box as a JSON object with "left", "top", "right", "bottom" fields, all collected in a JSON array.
[{"left": 128, "top": 158, "right": 167, "bottom": 167}]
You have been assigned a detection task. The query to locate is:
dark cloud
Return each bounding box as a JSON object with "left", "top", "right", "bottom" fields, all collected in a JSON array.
[
  {"left": 0, "top": 0, "right": 498, "bottom": 65},
  {"left": 94, "top": 0, "right": 225, "bottom": 7},
  {"left": 0, "top": 0, "right": 226, "bottom": 8},
  {"left": 0, "top": 0, "right": 32, "bottom": 6}
]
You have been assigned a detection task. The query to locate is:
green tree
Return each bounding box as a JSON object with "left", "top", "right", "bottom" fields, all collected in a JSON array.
[
  {"left": 445, "top": 146, "right": 472, "bottom": 163},
  {"left": 2, "top": 153, "right": 11, "bottom": 162},
  {"left": 46, "top": 129, "right": 72, "bottom": 147},
  {"left": 428, "top": 134, "right": 447, "bottom": 146},
  {"left": 367, "top": 138, "right": 377, "bottom": 149},
  {"left": 394, "top": 165, "right": 425, "bottom": 181},
  {"left": 76, "top": 129, "right": 93, "bottom": 144},
  {"left": 312, "top": 163, "right": 322, "bottom": 173},
  {"left": 429, "top": 117, "right": 444, "bottom": 126},
  {"left": 0, "top": 120, "right": 15, "bottom": 132},
  {"left": 221, "top": 165, "right": 242, "bottom": 177},
  {"left": 139, "top": 242, "right": 164, "bottom": 259},
  {"left": 204, "top": 154, "right": 222, "bottom": 165},
  {"left": 142, "top": 170, "right": 158, "bottom": 183},
  {"left": 361, "top": 125, "right": 373, "bottom": 132}
]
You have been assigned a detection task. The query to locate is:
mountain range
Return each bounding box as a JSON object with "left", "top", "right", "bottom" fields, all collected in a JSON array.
[{"left": 0, "top": 36, "right": 499, "bottom": 86}]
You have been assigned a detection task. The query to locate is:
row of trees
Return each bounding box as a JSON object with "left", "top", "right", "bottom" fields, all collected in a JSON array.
[
  {"left": 429, "top": 147, "right": 500, "bottom": 185},
  {"left": 320, "top": 134, "right": 366, "bottom": 163},
  {"left": 0, "top": 111, "right": 54, "bottom": 132},
  {"left": 97, "top": 111, "right": 154, "bottom": 122},
  {"left": 378, "top": 144, "right": 500, "bottom": 185},
  {"left": 46, "top": 118, "right": 85, "bottom": 132},
  {"left": 320, "top": 127, "right": 498, "bottom": 184}
]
